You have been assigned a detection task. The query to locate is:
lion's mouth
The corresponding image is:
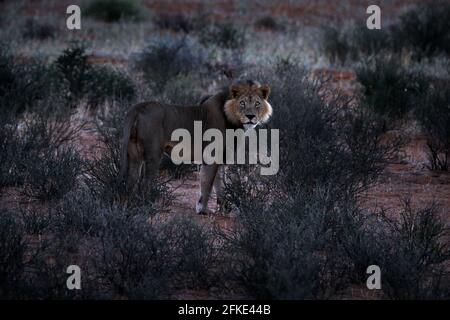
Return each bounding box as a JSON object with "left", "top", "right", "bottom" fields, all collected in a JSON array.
[{"left": 243, "top": 122, "right": 257, "bottom": 131}]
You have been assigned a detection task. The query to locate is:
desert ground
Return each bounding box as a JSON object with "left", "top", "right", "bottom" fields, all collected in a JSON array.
[{"left": 0, "top": 0, "right": 449, "bottom": 299}]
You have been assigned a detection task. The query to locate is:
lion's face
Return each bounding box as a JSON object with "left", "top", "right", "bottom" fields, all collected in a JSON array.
[{"left": 224, "top": 82, "right": 272, "bottom": 131}]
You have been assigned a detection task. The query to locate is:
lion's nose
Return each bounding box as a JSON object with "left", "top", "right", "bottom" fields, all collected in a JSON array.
[{"left": 246, "top": 114, "right": 255, "bottom": 120}]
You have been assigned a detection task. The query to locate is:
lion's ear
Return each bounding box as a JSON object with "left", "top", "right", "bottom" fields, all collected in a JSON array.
[
  {"left": 230, "top": 84, "right": 242, "bottom": 99},
  {"left": 260, "top": 85, "right": 270, "bottom": 100}
]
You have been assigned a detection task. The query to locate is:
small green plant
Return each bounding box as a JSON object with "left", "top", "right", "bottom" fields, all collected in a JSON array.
[
  {"left": 55, "top": 42, "right": 136, "bottom": 109},
  {"left": 54, "top": 42, "right": 91, "bottom": 104}
]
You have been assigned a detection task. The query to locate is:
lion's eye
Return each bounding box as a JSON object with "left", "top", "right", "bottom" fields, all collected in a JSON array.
[
  {"left": 255, "top": 101, "right": 260, "bottom": 107},
  {"left": 239, "top": 101, "right": 245, "bottom": 107}
]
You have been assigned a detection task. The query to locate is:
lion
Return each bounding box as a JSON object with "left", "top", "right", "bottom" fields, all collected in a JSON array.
[{"left": 120, "top": 80, "right": 272, "bottom": 214}]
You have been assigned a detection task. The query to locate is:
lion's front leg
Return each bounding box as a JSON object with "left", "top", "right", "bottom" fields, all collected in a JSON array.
[
  {"left": 197, "top": 164, "right": 218, "bottom": 215},
  {"left": 213, "top": 165, "right": 230, "bottom": 213}
]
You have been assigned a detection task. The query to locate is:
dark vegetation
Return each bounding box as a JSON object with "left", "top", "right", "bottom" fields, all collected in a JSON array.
[
  {"left": 85, "top": 0, "right": 144, "bottom": 23},
  {"left": 154, "top": 13, "right": 194, "bottom": 33},
  {"left": 393, "top": 1, "right": 450, "bottom": 59},
  {"left": 55, "top": 42, "right": 136, "bottom": 108},
  {"left": 0, "top": 35, "right": 220, "bottom": 298},
  {"left": 355, "top": 55, "right": 449, "bottom": 168},
  {"left": 22, "top": 17, "right": 57, "bottom": 40},
  {"left": 323, "top": 26, "right": 391, "bottom": 64},
  {"left": 323, "top": 2, "right": 450, "bottom": 63},
  {"left": 0, "top": 74, "right": 83, "bottom": 201},
  {"left": 0, "top": 42, "right": 213, "bottom": 299},
  {"left": 0, "top": 42, "right": 135, "bottom": 115},
  {"left": 0, "top": 1, "right": 449, "bottom": 300},
  {"left": 323, "top": 2, "right": 450, "bottom": 170},
  {"left": 355, "top": 55, "right": 427, "bottom": 128},
  {"left": 414, "top": 80, "right": 450, "bottom": 171},
  {"left": 0, "top": 192, "right": 218, "bottom": 298},
  {"left": 0, "top": 47, "right": 65, "bottom": 115},
  {"left": 217, "top": 65, "right": 448, "bottom": 299},
  {"left": 255, "top": 16, "right": 282, "bottom": 31},
  {"left": 134, "top": 37, "right": 205, "bottom": 94},
  {"left": 345, "top": 198, "right": 450, "bottom": 299},
  {"left": 198, "top": 22, "right": 246, "bottom": 49}
]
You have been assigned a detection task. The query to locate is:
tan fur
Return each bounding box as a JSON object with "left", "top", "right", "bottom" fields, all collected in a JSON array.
[{"left": 121, "top": 80, "right": 272, "bottom": 214}]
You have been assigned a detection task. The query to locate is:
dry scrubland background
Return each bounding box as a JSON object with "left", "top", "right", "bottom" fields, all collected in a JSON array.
[{"left": 0, "top": 0, "right": 449, "bottom": 299}]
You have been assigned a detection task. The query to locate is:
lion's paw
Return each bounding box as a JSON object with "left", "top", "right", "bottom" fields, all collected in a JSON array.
[{"left": 196, "top": 201, "right": 212, "bottom": 215}]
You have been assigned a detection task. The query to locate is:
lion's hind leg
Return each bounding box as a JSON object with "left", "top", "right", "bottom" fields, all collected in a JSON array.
[
  {"left": 126, "top": 138, "right": 144, "bottom": 193},
  {"left": 142, "top": 138, "right": 164, "bottom": 196}
]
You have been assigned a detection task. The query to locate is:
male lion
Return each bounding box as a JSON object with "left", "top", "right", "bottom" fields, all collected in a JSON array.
[{"left": 120, "top": 80, "right": 272, "bottom": 214}]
